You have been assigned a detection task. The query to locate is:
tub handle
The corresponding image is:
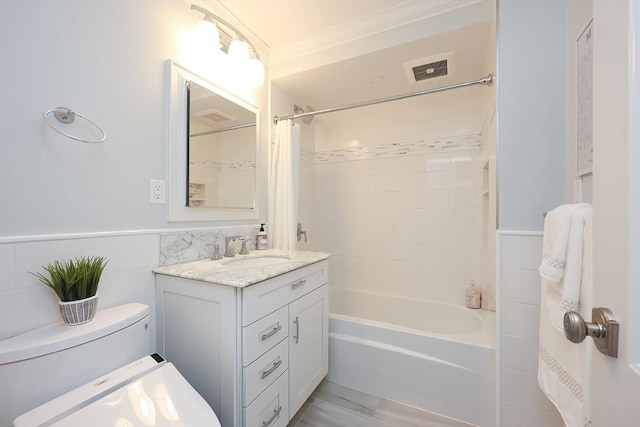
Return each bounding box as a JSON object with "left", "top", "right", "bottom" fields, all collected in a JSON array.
[
  {"left": 293, "top": 316, "right": 300, "bottom": 344},
  {"left": 262, "top": 406, "right": 282, "bottom": 427},
  {"left": 261, "top": 357, "right": 282, "bottom": 379},
  {"left": 261, "top": 323, "right": 282, "bottom": 341}
]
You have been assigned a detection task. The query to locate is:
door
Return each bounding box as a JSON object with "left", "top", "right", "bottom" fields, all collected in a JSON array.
[
  {"left": 288, "top": 285, "right": 328, "bottom": 417},
  {"left": 590, "top": 1, "right": 640, "bottom": 425}
]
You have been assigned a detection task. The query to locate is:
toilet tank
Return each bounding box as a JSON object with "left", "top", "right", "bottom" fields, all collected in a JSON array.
[{"left": 0, "top": 303, "right": 150, "bottom": 427}]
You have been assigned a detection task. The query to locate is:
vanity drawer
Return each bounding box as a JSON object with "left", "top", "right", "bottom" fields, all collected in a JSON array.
[
  {"left": 243, "top": 370, "right": 289, "bottom": 427},
  {"left": 243, "top": 306, "right": 288, "bottom": 365},
  {"left": 242, "top": 260, "right": 328, "bottom": 326},
  {"left": 244, "top": 338, "right": 289, "bottom": 405}
]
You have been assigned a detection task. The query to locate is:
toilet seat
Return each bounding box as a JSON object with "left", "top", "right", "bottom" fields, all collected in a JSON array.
[{"left": 14, "top": 354, "right": 221, "bottom": 427}]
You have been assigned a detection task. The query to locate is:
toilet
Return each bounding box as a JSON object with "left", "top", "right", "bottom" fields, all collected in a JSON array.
[{"left": 0, "top": 303, "right": 220, "bottom": 427}]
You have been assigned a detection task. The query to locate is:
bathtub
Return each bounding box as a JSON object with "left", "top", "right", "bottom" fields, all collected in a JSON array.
[{"left": 327, "top": 288, "right": 495, "bottom": 426}]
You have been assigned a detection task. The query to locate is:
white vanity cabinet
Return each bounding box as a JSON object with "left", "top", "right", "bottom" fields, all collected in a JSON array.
[{"left": 155, "top": 258, "right": 329, "bottom": 427}]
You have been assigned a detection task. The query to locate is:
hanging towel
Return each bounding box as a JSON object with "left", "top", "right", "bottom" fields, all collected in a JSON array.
[
  {"left": 538, "top": 204, "right": 593, "bottom": 427},
  {"left": 539, "top": 203, "right": 591, "bottom": 283}
]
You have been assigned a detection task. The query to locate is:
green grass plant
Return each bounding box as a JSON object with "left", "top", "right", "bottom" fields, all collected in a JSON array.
[{"left": 31, "top": 256, "right": 109, "bottom": 302}]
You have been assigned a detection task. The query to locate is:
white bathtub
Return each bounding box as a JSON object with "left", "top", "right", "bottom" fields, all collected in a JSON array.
[{"left": 327, "top": 288, "right": 495, "bottom": 426}]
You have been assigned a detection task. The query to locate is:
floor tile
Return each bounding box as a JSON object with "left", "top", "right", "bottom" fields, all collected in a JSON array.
[
  {"left": 374, "top": 398, "right": 474, "bottom": 427},
  {"left": 289, "top": 380, "right": 475, "bottom": 427},
  {"left": 299, "top": 399, "right": 390, "bottom": 427},
  {"left": 310, "top": 380, "right": 381, "bottom": 417}
]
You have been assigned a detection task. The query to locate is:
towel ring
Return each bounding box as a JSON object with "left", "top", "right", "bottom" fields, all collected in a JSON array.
[{"left": 44, "top": 107, "right": 106, "bottom": 143}]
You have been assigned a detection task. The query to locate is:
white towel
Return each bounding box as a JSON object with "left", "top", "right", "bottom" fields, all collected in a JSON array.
[
  {"left": 539, "top": 203, "right": 591, "bottom": 330},
  {"left": 538, "top": 204, "right": 593, "bottom": 427},
  {"left": 539, "top": 203, "right": 591, "bottom": 283}
]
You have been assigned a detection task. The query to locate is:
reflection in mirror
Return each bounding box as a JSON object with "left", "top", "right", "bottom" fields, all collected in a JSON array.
[
  {"left": 187, "top": 81, "right": 256, "bottom": 209},
  {"left": 167, "top": 60, "right": 260, "bottom": 222}
]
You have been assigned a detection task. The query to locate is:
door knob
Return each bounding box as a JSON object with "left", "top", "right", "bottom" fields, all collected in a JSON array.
[{"left": 563, "top": 307, "right": 619, "bottom": 358}]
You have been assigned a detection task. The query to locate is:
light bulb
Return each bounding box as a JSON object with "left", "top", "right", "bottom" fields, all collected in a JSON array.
[
  {"left": 228, "top": 39, "right": 250, "bottom": 61},
  {"left": 195, "top": 19, "right": 221, "bottom": 50}
]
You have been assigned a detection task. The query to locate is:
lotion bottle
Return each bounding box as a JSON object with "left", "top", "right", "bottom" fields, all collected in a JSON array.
[
  {"left": 465, "top": 280, "right": 481, "bottom": 309},
  {"left": 256, "top": 224, "right": 268, "bottom": 250}
]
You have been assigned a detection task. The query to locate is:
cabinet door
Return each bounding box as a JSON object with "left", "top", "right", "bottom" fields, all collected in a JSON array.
[{"left": 288, "top": 285, "right": 328, "bottom": 417}]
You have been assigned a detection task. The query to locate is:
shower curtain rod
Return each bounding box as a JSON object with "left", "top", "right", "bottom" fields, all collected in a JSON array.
[
  {"left": 190, "top": 122, "right": 256, "bottom": 138},
  {"left": 273, "top": 74, "right": 494, "bottom": 124}
]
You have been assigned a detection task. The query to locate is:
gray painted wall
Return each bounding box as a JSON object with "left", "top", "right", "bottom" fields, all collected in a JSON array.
[{"left": 497, "top": 0, "right": 567, "bottom": 231}]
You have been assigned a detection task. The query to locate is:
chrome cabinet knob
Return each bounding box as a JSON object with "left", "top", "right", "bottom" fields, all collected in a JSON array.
[{"left": 563, "top": 307, "right": 619, "bottom": 358}]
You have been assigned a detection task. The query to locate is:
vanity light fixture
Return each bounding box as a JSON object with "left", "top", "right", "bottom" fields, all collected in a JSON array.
[{"left": 190, "top": 4, "right": 265, "bottom": 88}]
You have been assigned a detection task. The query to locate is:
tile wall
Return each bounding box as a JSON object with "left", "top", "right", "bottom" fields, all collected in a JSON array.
[
  {"left": 0, "top": 233, "right": 160, "bottom": 343},
  {"left": 0, "top": 225, "right": 258, "bottom": 343},
  {"left": 497, "top": 232, "right": 564, "bottom": 426},
  {"left": 311, "top": 145, "right": 486, "bottom": 305}
]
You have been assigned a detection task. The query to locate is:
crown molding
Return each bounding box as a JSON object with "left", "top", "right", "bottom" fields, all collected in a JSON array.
[{"left": 270, "top": 0, "right": 488, "bottom": 67}]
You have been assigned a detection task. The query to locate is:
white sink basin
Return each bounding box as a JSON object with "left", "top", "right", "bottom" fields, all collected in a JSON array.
[{"left": 222, "top": 255, "right": 291, "bottom": 269}]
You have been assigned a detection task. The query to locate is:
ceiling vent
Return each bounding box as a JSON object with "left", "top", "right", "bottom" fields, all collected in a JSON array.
[{"left": 403, "top": 51, "right": 456, "bottom": 85}]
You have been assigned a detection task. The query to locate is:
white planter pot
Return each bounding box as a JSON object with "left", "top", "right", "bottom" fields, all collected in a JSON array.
[{"left": 59, "top": 295, "right": 98, "bottom": 325}]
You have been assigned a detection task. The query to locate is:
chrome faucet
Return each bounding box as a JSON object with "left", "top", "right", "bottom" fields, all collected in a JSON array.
[
  {"left": 207, "top": 243, "right": 222, "bottom": 260},
  {"left": 297, "top": 223, "right": 307, "bottom": 242},
  {"left": 239, "top": 238, "right": 250, "bottom": 255},
  {"left": 224, "top": 236, "right": 243, "bottom": 257}
]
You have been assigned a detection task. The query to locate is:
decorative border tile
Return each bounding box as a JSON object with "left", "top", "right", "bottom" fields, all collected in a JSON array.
[
  {"left": 312, "top": 134, "right": 482, "bottom": 164},
  {"left": 189, "top": 158, "right": 256, "bottom": 171}
]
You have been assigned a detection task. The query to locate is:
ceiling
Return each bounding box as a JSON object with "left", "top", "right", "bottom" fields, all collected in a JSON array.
[{"left": 216, "top": 0, "right": 495, "bottom": 111}]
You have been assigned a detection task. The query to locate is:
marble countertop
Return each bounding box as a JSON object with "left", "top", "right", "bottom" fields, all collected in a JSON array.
[{"left": 153, "top": 249, "right": 330, "bottom": 288}]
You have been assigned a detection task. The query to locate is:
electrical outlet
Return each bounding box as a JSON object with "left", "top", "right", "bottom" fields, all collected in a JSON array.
[{"left": 149, "top": 179, "right": 165, "bottom": 204}]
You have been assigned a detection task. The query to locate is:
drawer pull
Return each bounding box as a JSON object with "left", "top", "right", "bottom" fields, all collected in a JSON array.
[
  {"left": 293, "top": 316, "right": 300, "bottom": 344},
  {"left": 291, "top": 279, "right": 307, "bottom": 289},
  {"left": 260, "top": 323, "right": 282, "bottom": 341},
  {"left": 262, "top": 406, "right": 282, "bottom": 427},
  {"left": 261, "top": 358, "right": 282, "bottom": 379}
]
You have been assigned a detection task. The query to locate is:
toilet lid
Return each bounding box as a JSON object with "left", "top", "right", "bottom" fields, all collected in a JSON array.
[{"left": 14, "top": 355, "right": 221, "bottom": 427}]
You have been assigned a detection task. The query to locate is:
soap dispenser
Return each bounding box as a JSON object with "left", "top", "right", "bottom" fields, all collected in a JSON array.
[
  {"left": 256, "top": 224, "right": 268, "bottom": 250},
  {"left": 465, "top": 280, "right": 481, "bottom": 309}
]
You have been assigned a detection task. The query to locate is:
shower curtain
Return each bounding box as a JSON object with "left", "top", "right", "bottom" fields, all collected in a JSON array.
[{"left": 268, "top": 118, "right": 297, "bottom": 250}]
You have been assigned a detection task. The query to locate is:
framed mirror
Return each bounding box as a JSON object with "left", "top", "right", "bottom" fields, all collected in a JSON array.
[{"left": 167, "top": 60, "right": 260, "bottom": 222}]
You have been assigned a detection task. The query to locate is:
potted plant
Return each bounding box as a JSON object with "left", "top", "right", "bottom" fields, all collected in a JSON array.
[{"left": 31, "top": 255, "right": 109, "bottom": 325}]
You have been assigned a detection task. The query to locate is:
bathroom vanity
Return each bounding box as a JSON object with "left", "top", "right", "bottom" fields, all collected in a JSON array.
[{"left": 153, "top": 250, "right": 329, "bottom": 427}]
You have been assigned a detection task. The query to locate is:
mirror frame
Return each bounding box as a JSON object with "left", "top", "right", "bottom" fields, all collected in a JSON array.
[{"left": 167, "top": 60, "right": 260, "bottom": 222}]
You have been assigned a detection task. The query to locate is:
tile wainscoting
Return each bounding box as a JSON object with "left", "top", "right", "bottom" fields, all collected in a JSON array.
[
  {"left": 0, "top": 225, "right": 258, "bottom": 342},
  {"left": 497, "top": 231, "right": 564, "bottom": 426}
]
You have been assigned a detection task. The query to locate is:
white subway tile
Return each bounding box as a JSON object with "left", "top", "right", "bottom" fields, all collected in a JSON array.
[
  {"left": 368, "top": 174, "right": 422, "bottom": 192},
  {"left": 500, "top": 234, "right": 543, "bottom": 270},
  {"left": 392, "top": 260, "right": 450, "bottom": 282},
  {"left": 501, "top": 367, "right": 557, "bottom": 412},
  {"left": 97, "top": 268, "right": 156, "bottom": 310},
  {"left": 453, "top": 168, "right": 480, "bottom": 189},
  {"left": 340, "top": 224, "right": 394, "bottom": 242},
  {"left": 501, "top": 301, "right": 540, "bottom": 339},
  {"left": 501, "top": 334, "right": 540, "bottom": 373},
  {"left": 425, "top": 155, "right": 451, "bottom": 171},
  {"left": 450, "top": 207, "right": 483, "bottom": 227},
  {"left": 450, "top": 153, "right": 481, "bottom": 170},
  {"left": 14, "top": 234, "right": 160, "bottom": 290},
  {"left": 0, "top": 285, "right": 60, "bottom": 340},
  {"left": 501, "top": 268, "right": 542, "bottom": 304},
  {"left": 427, "top": 171, "right": 455, "bottom": 189},
  {"left": 450, "top": 189, "right": 481, "bottom": 207}
]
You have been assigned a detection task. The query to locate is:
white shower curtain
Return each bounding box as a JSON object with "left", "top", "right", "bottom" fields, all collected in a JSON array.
[{"left": 268, "top": 119, "right": 297, "bottom": 250}]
